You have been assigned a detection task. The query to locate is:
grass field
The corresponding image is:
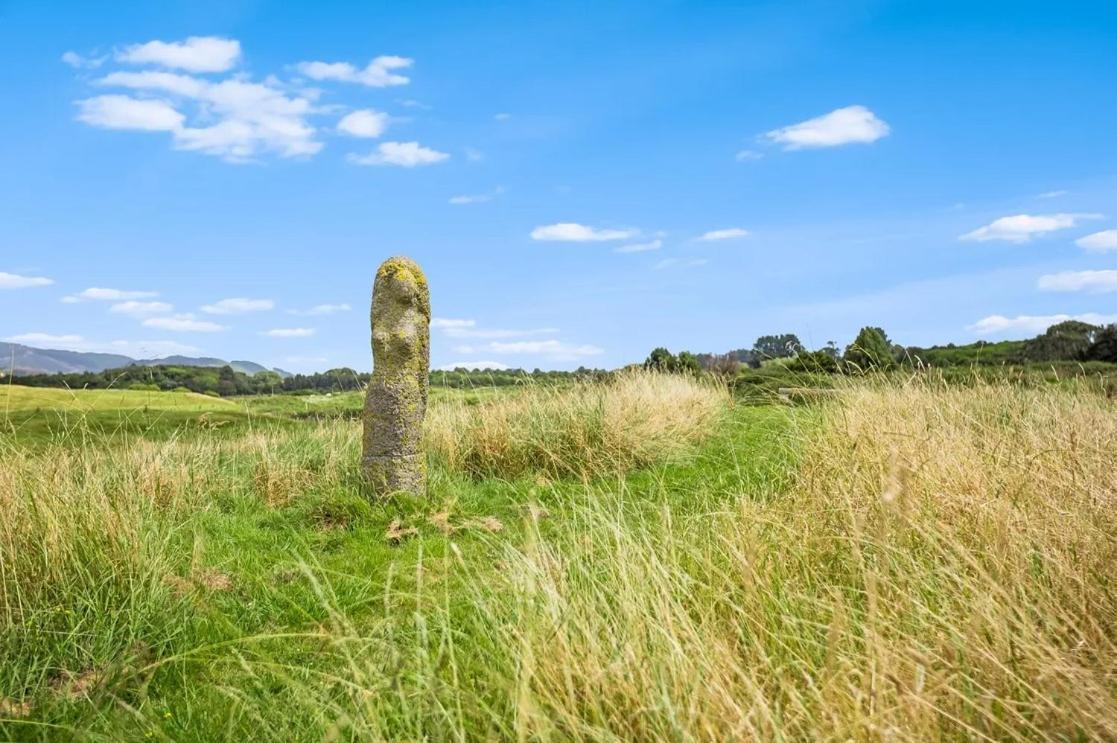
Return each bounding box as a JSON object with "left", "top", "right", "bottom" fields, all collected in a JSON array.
[{"left": 2, "top": 372, "right": 1115, "bottom": 740}]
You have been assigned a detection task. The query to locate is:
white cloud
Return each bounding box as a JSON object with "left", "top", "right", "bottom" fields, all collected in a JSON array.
[
  {"left": 85, "top": 70, "right": 322, "bottom": 161},
  {"left": 486, "top": 339, "right": 604, "bottom": 359},
  {"left": 288, "top": 303, "right": 351, "bottom": 316},
  {"left": 347, "top": 141, "right": 450, "bottom": 167},
  {"left": 337, "top": 109, "right": 389, "bottom": 138},
  {"left": 764, "top": 105, "right": 889, "bottom": 150},
  {"left": 654, "top": 258, "right": 708, "bottom": 270},
  {"left": 1037, "top": 190, "right": 1068, "bottom": 199},
  {"left": 615, "top": 239, "right": 662, "bottom": 254},
  {"left": 968, "top": 313, "right": 1117, "bottom": 336},
  {"left": 143, "top": 314, "right": 226, "bottom": 332},
  {"left": 296, "top": 56, "right": 413, "bottom": 87},
  {"left": 5, "top": 333, "right": 87, "bottom": 349},
  {"left": 109, "top": 300, "right": 173, "bottom": 316},
  {"left": 449, "top": 186, "right": 503, "bottom": 205},
  {"left": 444, "top": 327, "right": 558, "bottom": 340},
  {"left": 77, "top": 95, "right": 185, "bottom": 131},
  {"left": 65, "top": 287, "right": 159, "bottom": 302},
  {"left": 116, "top": 36, "right": 241, "bottom": 73},
  {"left": 262, "top": 327, "right": 315, "bottom": 338},
  {"left": 436, "top": 360, "right": 510, "bottom": 371},
  {"left": 450, "top": 193, "right": 492, "bottom": 205},
  {"left": 960, "top": 213, "right": 1103, "bottom": 243},
  {"left": 112, "top": 340, "right": 201, "bottom": 357},
  {"left": 735, "top": 149, "right": 763, "bottom": 162},
  {"left": 4, "top": 333, "right": 198, "bottom": 356},
  {"left": 464, "top": 147, "right": 484, "bottom": 162},
  {"left": 1076, "top": 230, "right": 1117, "bottom": 253},
  {"left": 61, "top": 51, "right": 105, "bottom": 69},
  {"left": 200, "top": 297, "right": 275, "bottom": 314},
  {"left": 0, "top": 272, "right": 53, "bottom": 289},
  {"left": 530, "top": 223, "right": 638, "bottom": 242},
  {"left": 697, "top": 227, "right": 749, "bottom": 241},
  {"left": 431, "top": 317, "right": 476, "bottom": 329},
  {"left": 1037, "top": 270, "right": 1117, "bottom": 293}
]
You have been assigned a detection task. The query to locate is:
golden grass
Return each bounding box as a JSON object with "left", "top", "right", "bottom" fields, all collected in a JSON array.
[
  {"left": 425, "top": 370, "right": 729, "bottom": 479},
  {"left": 466, "top": 380, "right": 1117, "bottom": 740}
]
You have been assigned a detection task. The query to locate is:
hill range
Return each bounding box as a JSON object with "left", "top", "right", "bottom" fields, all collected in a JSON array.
[{"left": 0, "top": 342, "right": 291, "bottom": 378}]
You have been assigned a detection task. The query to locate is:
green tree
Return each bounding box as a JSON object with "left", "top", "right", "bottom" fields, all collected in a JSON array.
[
  {"left": 1022, "top": 320, "right": 1102, "bottom": 362},
  {"left": 676, "top": 351, "right": 701, "bottom": 375},
  {"left": 1084, "top": 324, "right": 1117, "bottom": 362},
  {"left": 752, "top": 334, "right": 803, "bottom": 360},
  {"left": 644, "top": 347, "right": 678, "bottom": 372},
  {"left": 844, "top": 327, "right": 895, "bottom": 372}
]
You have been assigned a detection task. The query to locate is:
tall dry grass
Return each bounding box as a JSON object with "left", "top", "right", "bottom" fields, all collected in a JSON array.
[
  {"left": 0, "top": 423, "right": 359, "bottom": 700},
  {"left": 460, "top": 380, "right": 1117, "bottom": 740},
  {"left": 426, "top": 370, "right": 728, "bottom": 479}
]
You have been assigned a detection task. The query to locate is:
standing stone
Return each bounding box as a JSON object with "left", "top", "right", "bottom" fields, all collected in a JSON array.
[{"left": 362, "top": 256, "right": 430, "bottom": 496}]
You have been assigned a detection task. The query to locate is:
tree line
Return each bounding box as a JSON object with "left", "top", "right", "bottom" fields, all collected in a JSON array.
[
  {"left": 13, "top": 363, "right": 610, "bottom": 397},
  {"left": 645, "top": 320, "right": 1117, "bottom": 377}
]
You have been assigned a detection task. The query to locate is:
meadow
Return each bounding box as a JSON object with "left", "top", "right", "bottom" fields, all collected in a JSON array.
[{"left": 1, "top": 372, "right": 1115, "bottom": 740}]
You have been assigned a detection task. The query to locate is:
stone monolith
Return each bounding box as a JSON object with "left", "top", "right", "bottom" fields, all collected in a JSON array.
[{"left": 362, "top": 256, "right": 430, "bottom": 496}]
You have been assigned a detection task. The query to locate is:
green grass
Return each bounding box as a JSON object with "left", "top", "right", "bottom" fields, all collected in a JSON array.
[
  {"left": 0, "top": 379, "right": 801, "bottom": 739},
  {"left": 3, "top": 376, "right": 1115, "bottom": 739}
]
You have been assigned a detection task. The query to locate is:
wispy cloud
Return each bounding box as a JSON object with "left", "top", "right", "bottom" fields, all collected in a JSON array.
[
  {"left": 735, "top": 149, "right": 763, "bottom": 162},
  {"left": 654, "top": 258, "right": 708, "bottom": 270},
  {"left": 968, "top": 313, "right": 1117, "bottom": 336},
  {"left": 530, "top": 223, "right": 638, "bottom": 242},
  {"left": 449, "top": 187, "right": 503, "bottom": 205},
  {"left": 960, "top": 213, "right": 1103, "bottom": 243},
  {"left": 4, "top": 333, "right": 199, "bottom": 356},
  {"left": 0, "top": 272, "right": 53, "bottom": 289},
  {"left": 443, "top": 327, "right": 558, "bottom": 340},
  {"left": 143, "top": 314, "right": 226, "bottom": 332},
  {"left": 296, "top": 56, "right": 413, "bottom": 87},
  {"left": 431, "top": 318, "right": 475, "bottom": 329},
  {"left": 1037, "top": 270, "right": 1117, "bottom": 293},
  {"left": 61, "top": 50, "right": 106, "bottom": 69},
  {"left": 348, "top": 141, "right": 450, "bottom": 167},
  {"left": 63, "top": 287, "right": 158, "bottom": 302},
  {"left": 201, "top": 297, "right": 275, "bottom": 315},
  {"left": 1036, "top": 189, "right": 1069, "bottom": 199},
  {"left": 109, "top": 300, "right": 173, "bottom": 316},
  {"left": 436, "top": 360, "right": 510, "bottom": 371},
  {"left": 485, "top": 339, "right": 603, "bottom": 359},
  {"left": 764, "top": 105, "right": 889, "bottom": 150},
  {"left": 615, "top": 239, "right": 662, "bottom": 254},
  {"left": 1077, "top": 230, "right": 1117, "bottom": 253},
  {"left": 696, "top": 227, "right": 749, "bottom": 241},
  {"left": 262, "top": 327, "right": 315, "bottom": 338},
  {"left": 287, "top": 303, "right": 351, "bottom": 316}
]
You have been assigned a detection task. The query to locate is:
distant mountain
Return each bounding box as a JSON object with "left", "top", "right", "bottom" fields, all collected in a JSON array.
[{"left": 0, "top": 342, "right": 292, "bottom": 378}]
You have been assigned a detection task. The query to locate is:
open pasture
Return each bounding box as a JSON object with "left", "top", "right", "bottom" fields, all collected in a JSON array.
[{"left": 2, "top": 373, "right": 1115, "bottom": 740}]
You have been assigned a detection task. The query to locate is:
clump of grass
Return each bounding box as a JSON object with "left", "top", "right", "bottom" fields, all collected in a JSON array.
[{"left": 426, "top": 370, "right": 728, "bottom": 479}]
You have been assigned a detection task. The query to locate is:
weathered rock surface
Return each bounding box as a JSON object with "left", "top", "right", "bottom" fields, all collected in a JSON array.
[{"left": 362, "top": 256, "right": 430, "bottom": 496}]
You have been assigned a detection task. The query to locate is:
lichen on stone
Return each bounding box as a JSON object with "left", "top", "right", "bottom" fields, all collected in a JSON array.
[{"left": 362, "top": 256, "right": 430, "bottom": 497}]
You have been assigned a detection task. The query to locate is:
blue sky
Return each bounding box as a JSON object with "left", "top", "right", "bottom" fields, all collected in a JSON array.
[{"left": 2, "top": 0, "right": 1116, "bottom": 372}]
